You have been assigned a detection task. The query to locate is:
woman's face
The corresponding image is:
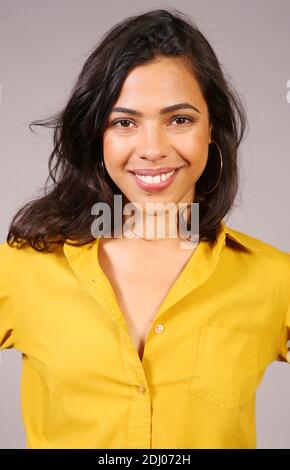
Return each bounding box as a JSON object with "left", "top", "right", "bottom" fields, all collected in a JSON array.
[{"left": 103, "top": 56, "right": 212, "bottom": 215}]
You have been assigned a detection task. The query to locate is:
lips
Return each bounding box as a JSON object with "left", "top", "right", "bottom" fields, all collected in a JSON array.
[
  {"left": 128, "top": 167, "right": 181, "bottom": 177},
  {"left": 128, "top": 167, "right": 181, "bottom": 193}
]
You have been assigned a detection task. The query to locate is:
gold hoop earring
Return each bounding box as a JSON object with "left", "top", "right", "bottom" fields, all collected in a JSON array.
[{"left": 200, "top": 139, "right": 223, "bottom": 194}]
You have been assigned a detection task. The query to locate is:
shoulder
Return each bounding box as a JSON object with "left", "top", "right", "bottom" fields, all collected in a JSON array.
[
  {"left": 224, "top": 224, "right": 290, "bottom": 279},
  {"left": 0, "top": 239, "right": 64, "bottom": 270},
  {"left": 225, "top": 224, "right": 289, "bottom": 258}
]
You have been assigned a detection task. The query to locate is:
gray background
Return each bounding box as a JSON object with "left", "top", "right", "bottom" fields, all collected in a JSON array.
[{"left": 0, "top": 0, "right": 289, "bottom": 449}]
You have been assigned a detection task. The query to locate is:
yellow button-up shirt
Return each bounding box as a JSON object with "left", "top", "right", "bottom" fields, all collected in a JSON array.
[{"left": 0, "top": 220, "right": 289, "bottom": 449}]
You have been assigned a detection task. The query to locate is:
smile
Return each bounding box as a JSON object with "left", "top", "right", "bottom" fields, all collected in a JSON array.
[{"left": 128, "top": 168, "right": 181, "bottom": 193}]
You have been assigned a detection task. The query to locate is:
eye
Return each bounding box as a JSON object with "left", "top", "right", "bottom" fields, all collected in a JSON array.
[
  {"left": 170, "top": 115, "right": 193, "bottom": 126},
  {"left": 111, "top": 119, "right": 135, "bottom": 128}
]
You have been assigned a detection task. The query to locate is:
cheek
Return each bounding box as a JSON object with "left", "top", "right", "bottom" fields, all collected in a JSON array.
[
  {"left": 179, "top": 135, "right": 209, "bottom": 170},
  {"left": 103, "top": 135, "right": 129, "bottom": 170}
]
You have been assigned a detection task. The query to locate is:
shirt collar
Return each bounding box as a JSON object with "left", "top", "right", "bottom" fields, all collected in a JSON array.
[
  {"left": 221, "top": 220, "right": 263, "bottom": 253},
  {"left": 63, "top": 218, "right": 261, "bottom": 325},
  {"left": 63, "top": 218, "right": 262, "bottom": 260}
]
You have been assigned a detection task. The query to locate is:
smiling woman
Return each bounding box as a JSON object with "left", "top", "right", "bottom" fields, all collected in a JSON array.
[
  {"left": 1, "top": 7, "right": 289, "bottom": 450},
  {"left": 6, "top": 7, "right": 246, "bottom": 251},
  {"left": 101, "top": 56, "right": 213, "bottom": 243},
  {"left": 102, "top": 57, "right": 211, "bottom": 219}
]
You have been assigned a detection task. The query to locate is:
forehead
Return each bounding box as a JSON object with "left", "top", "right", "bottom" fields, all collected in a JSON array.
[{"left": 113, "top": 57, "right": 207, "bottom": 112}]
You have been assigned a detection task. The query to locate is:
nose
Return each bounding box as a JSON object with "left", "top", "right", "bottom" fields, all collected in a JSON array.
[{"left": 136, "top": 123, "right": 169, "bottom": 162}]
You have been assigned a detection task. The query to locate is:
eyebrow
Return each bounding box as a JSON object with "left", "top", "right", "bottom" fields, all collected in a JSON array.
[{"left": 110, "top": 102, "right": 201, "bottom": 116}]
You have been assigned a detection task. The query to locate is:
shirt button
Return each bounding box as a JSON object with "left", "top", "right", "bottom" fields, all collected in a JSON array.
[
  {"left": 136, "top": 384, "right": 146, "bottom": 394},
  {"left": 154, "top": 324, "right": 164, "bottom": 334}
]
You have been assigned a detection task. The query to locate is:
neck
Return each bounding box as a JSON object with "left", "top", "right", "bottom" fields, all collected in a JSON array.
[{"left": 122, "top": 203, "right": 198, "bottom": 249}]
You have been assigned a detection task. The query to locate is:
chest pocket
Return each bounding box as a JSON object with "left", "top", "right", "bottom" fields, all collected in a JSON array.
[{"left": 188, "top": 326, "right": 259, "bottom": 409}]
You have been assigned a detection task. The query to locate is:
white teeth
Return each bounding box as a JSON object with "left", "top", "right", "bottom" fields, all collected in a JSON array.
[{"left": 135, "top": 170, "right": 175, "bottom": 184}]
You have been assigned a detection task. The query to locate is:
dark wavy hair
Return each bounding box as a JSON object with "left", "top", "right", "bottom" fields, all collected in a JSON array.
[{"left": 7, "top": 7, "right": 247, "bottom": 252}]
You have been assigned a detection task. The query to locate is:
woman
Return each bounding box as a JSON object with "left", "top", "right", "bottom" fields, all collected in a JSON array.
[{"left": 0, "top": 8, "right": 289, "bottom": 449}]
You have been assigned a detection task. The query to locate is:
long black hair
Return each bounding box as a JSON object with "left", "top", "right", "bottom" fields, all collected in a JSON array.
[{"left": 7, "top": 7, "right": 247, "bottom": 252}]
